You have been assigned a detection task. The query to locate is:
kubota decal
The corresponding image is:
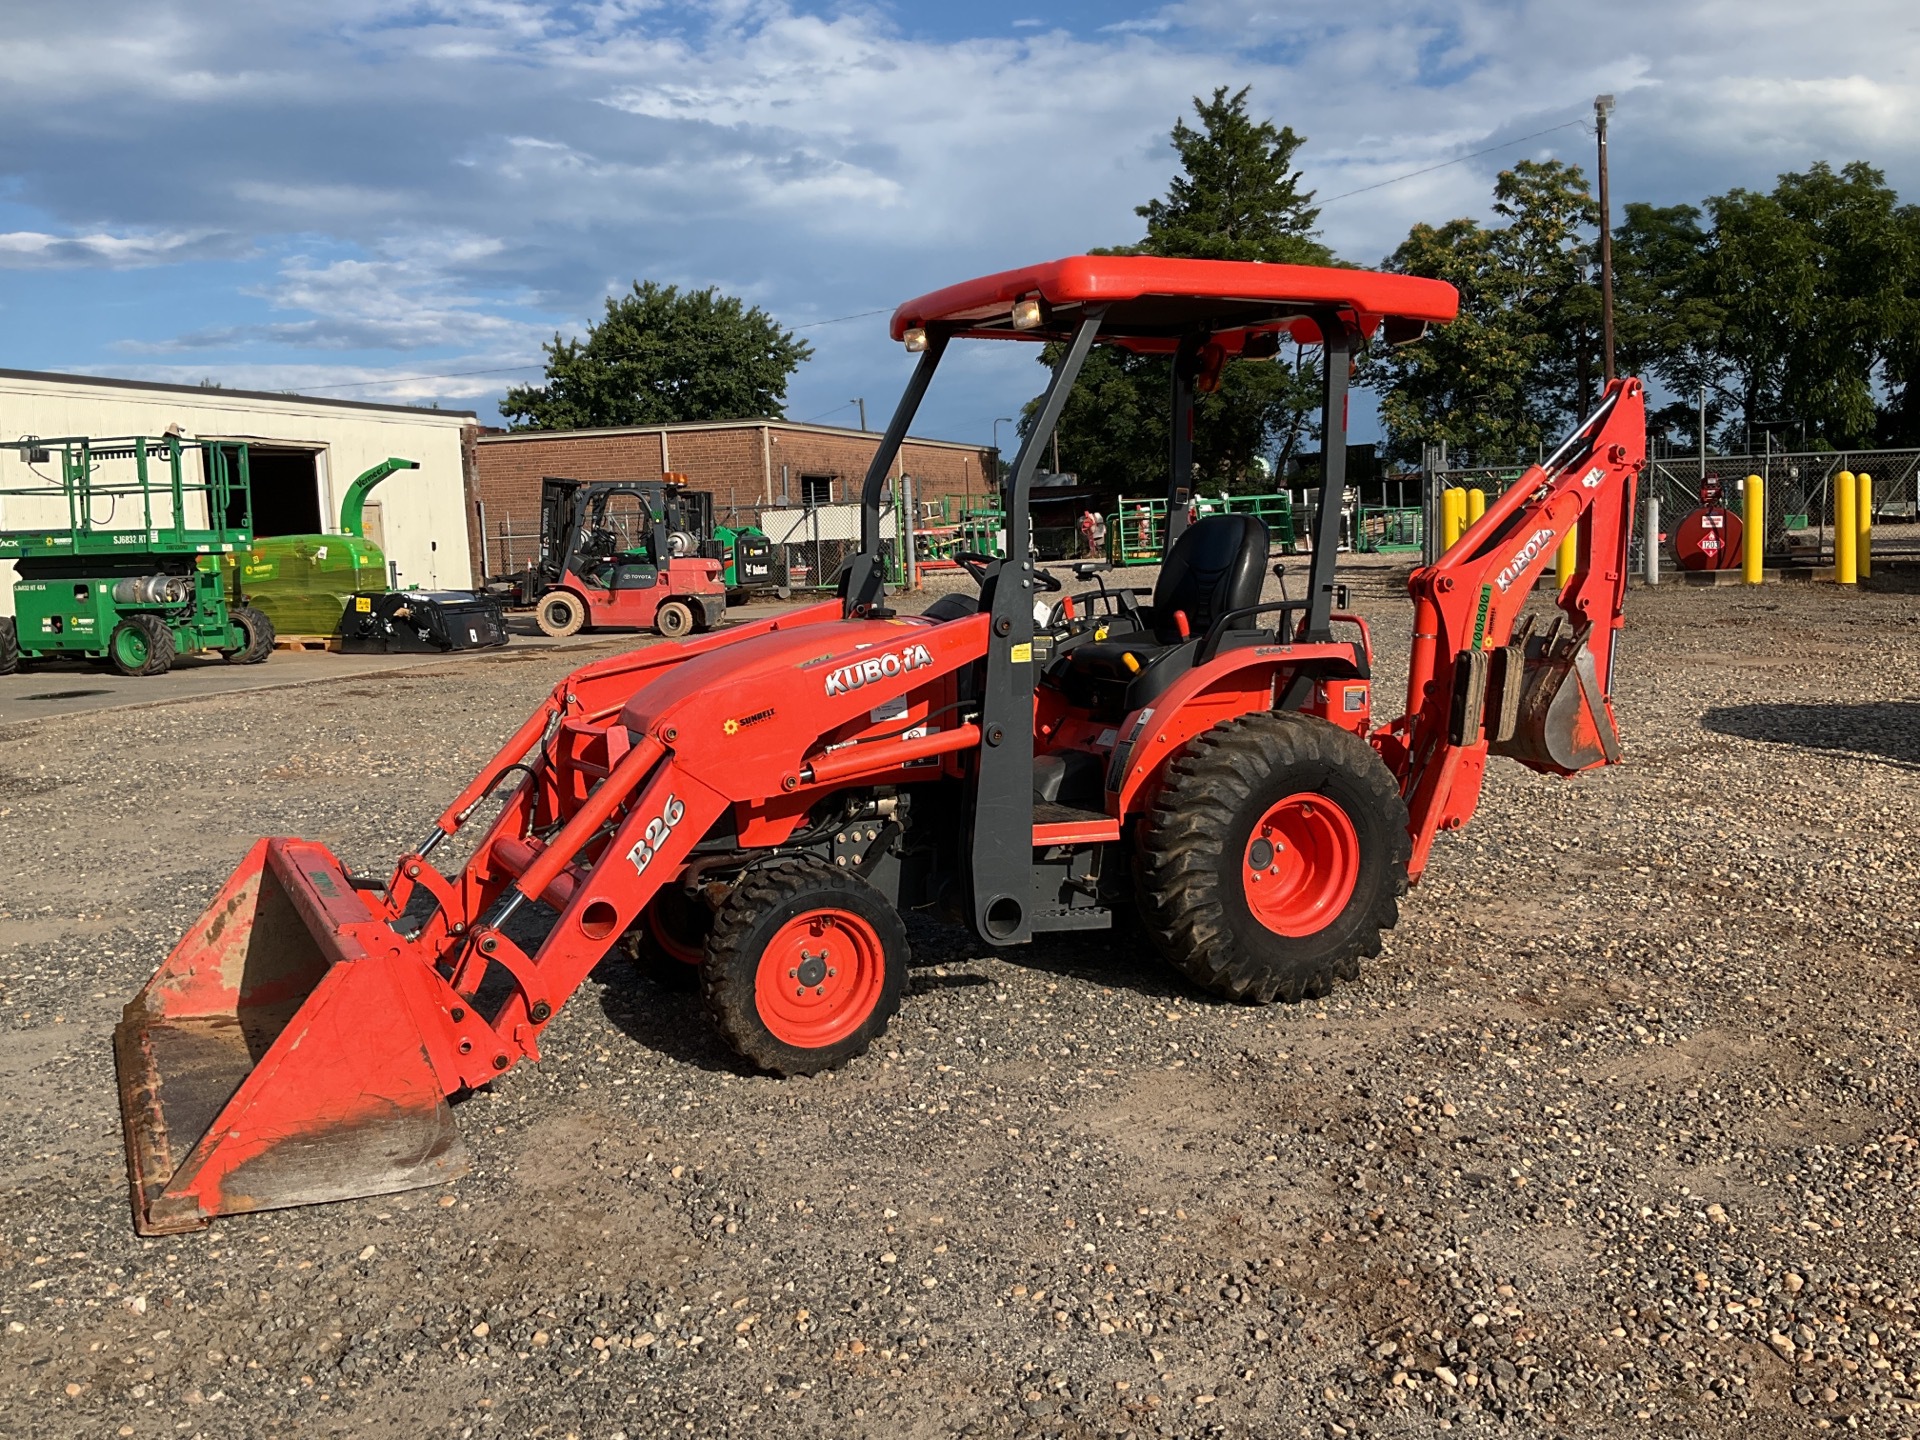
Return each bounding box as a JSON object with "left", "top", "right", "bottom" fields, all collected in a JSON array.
[
  {"left": 627, "top": 794, "right": 687, "bottom": 876},
  {"left": 824, "top": 643, "right": 934, "bottom": 697},
  {"left": 1494, "top": 526, "right": 1558, "bottom": 593}
]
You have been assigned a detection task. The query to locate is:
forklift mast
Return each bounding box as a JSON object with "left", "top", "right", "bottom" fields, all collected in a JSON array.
[{"left": 538, "top": 476, "right": 717, "bottom": 586}]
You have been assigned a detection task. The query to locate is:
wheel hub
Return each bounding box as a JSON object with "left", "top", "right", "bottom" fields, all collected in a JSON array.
[
  {"left": 756, "top": 909, "right": 882, "bottom": 1048},
  {"left": 1242, "top": 792, "right": 1361, "bottom": 938}
]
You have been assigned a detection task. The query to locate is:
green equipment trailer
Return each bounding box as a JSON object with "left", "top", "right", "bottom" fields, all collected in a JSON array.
[{"left": 0, "top": 435, "right": 273, "bottom": 677}]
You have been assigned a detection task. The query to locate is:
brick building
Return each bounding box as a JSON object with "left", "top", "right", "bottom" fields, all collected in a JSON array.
[{"left": 467, "top": 419, "right": 996, "bottom": 579}]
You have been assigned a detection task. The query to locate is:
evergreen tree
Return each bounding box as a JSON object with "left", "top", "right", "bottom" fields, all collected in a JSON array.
[{"left": 1034, "top": 87, "right": 1332, "bottom": 502}]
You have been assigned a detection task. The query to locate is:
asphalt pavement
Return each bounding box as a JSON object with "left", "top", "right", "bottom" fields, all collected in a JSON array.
[{"left": 0, "top": 607, "right": 778, "bottom": 729}]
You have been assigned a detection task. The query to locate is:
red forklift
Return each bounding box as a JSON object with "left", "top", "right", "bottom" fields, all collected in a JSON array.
[
  {"left": 114, "top": 255, "right": 1644, "bottom": 1233},
  {"left": 516, "top": 476, "right": 726, "bottom": 639}
]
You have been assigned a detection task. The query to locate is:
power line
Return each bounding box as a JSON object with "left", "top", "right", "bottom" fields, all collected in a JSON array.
[
  {"left": 794, "top": 307, "right": 890, "bottom": 329},
  {"left": 1318, "top": 119, "right": 1587, "bottom": 206}
]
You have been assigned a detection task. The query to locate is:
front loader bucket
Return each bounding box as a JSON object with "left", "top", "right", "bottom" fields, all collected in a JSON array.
[{"left": 114, "top": 838, "right": 467, "bottom": 1236}]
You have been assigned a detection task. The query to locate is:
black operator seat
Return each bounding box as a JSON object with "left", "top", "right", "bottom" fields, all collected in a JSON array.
[{"left": 1047, "top": 512, "right": 1271, "bottom": 720}]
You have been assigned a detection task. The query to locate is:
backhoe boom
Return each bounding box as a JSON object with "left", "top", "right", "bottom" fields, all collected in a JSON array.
[{"left": 1387, "top": 378, "right": 1646, "bottom": 879}]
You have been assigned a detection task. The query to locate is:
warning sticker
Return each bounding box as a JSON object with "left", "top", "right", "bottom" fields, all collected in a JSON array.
[{"left": 1010, "top": 642, "right": 1033, "bottom": 664}]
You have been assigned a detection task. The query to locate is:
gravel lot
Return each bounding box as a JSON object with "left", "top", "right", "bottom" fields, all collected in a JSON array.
[{"left": 2, "top": 568, "right": 1918, "bottom": 1439}]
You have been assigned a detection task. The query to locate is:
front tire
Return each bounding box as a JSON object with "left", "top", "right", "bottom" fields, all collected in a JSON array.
[
  {"left": 222, "top": 604, "right": 275, "bottom": 664},
  {"left": 1135, "top": 712, "right": 1409, "bottom": 1004},
  {"left": 536, "top": 590, "right": 587, "bottom": 638},
  {"left": 109, "top": 614, "right": 176, "bottom": 677},
  {"left": 623, "top": 884, "right": 712, "bottom": 992},
  {"left": 702, "top": 859, "right": 908, "bottom": 1075}
]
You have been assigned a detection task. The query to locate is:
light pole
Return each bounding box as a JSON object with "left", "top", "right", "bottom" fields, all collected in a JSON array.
[
  {"left": 850, "top": 398, "right": 867, "bottom": 431},
  {"left": 1595, "top": 93, "right": 1616, "bottom": 385}
]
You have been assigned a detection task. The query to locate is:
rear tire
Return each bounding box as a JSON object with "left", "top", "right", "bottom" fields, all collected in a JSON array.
[
  {"left": 222, "top": 604, "right": 275, "bottom": 664},
  {"left": 702, "top": 858, "right": 908, "bottom": 1075},
  {"left": 1135, "top": 712, "right": 1409, "bottom": 1004},
  {"left": 109, "top": 614, "right": 176, "bottom": 677},
  {"left": 536, "top": 590, "right": 586, "bottom": 638},
  {"left": 0, "top": 617, "right": 17, "bottom": 675},
  {"left": 655, "top": 600, "right": 694, "bottom": 639}
]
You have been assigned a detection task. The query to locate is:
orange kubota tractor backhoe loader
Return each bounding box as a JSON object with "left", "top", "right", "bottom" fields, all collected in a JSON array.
[{"left": 114, "top": 257, "right": 1644, "bottom": 1234}]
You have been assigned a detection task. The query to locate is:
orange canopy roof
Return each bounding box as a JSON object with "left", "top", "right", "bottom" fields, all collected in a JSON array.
[{"left": 890, "top": 255, "right": 1458, "bottom": 350}]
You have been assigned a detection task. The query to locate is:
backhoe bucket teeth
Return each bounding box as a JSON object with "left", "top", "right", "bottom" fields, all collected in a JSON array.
[
  {"left": 1490, "top": 630, "right": 1623, "bottom": 774},
  {"left": 114, "top": 839, "right": 466, "bottom": 1236}
]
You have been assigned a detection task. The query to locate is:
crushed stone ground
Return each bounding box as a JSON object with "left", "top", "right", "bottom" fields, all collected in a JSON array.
[{"left": 2, "top": 569, "right": 1918, "bottom": 1439}]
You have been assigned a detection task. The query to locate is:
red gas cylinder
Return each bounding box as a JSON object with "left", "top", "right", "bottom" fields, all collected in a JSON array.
[{"left": 1673, "top": 504, "right": 1744, "bottom": 570}]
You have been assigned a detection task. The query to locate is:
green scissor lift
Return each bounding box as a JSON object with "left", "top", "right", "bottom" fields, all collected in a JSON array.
[{"left": 0, "top": 435, "right": 274, "bottom": 677}]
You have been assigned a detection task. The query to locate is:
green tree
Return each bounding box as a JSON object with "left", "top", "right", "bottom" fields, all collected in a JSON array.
[
  {"left": 1881, "top": 203, "right": 1920, "bottom": 445},
  {"left": 1611, "top": 202, "right": 1726, "bottom": 447},
  {"left": 1365, "top": 216, "right": 1543, "bottom": 465},
  {"left": 1137, "top": 86, "right": 1324, "bottom": 263},
  {"left": 1034, "top": 87, "right": 1332, "bottom": 501},
  {"left": 503, "top": 282, "right": 811, "bottom": 430},
  {"left": 1616, "top": 162, "right": 1916, "bottom": 451},
  {"left": 1367, "top": 161, "right": 1600, "bottom": 465}
]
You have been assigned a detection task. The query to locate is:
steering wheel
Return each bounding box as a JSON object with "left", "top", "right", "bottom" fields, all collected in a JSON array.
[
  {"left": 954, "top": 550, "right": 996, "bottom": 585},
  {"left": 1033, "top": 568, "right": 1062, "bottom": 593}
]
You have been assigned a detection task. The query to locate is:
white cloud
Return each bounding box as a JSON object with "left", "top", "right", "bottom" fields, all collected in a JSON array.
[
  {"left": 0, "top": 228, "right": 248, "bottom": 269},
  {"left": 0, "top": 0, "right": 1916, "bottom": 427}
]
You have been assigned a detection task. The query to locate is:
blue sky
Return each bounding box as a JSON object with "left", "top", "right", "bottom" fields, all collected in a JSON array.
[{"left": 2, "top": 0, "right": 1916, "bottom": 449}]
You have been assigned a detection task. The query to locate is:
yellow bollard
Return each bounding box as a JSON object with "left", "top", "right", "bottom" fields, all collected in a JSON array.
[
  {"left": 1834, "top": 471, "right": 1858, "bottom": 585},
  {"left": 1556, "top": 528, "right": 1577, "bottom": 590},
  {"left": 1467, "top": 487, "right": 1486, "bottom": 526},
  {"left": 1742, "top": 473, "right": 1764, "bottom": 585},
  {"left": 1859, "top": 472, "right": 1872, "bottom": 580},
  {"left": 1441, "top": 487, "right": 1466, "bottom": 550}
]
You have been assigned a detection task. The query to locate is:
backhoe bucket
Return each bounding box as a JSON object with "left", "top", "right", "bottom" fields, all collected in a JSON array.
[
  {"left": 1490, "top": 628, "right": 1623, "bottom": 774},
  {"left": 114, "top": 838, "right": 467, "bottom": 1236}
]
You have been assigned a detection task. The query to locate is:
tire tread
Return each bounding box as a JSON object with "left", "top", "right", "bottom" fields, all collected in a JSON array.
[{"left": 1135, "top": 712, "right": 1410, "bottom": 1004}]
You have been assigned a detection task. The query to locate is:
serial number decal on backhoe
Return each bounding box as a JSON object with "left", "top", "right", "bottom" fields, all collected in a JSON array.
[
  {"left": 823, "top": 643, "right": 934, "bottom": 697},
  {"left": 1471, "top": 585, "right": 1494, "bottom": 650},
  {"left": 1494, "top": 526, "right": 1559, "bottom": 593},
  {"left": 627, "top": 794, "right": 687, "bottom": 876}
]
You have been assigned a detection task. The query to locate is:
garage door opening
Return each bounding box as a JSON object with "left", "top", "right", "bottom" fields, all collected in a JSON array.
[{"left": 214, "top": 445, "right": 323, "bottom": 536}]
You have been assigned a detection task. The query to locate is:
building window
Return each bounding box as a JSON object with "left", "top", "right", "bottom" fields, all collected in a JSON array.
[{"left": 799, "top": 474, "right": 834, "bottom": 507}]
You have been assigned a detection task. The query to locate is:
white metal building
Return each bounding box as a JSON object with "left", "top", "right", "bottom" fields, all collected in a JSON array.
[{"left": 0, "top": 369, "right": 476, "bottom": 614}]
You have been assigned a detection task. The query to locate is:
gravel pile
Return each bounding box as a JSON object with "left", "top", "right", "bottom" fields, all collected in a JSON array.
[{"left": 2, "top": 572, "right": 1919, "bottom": 1438}]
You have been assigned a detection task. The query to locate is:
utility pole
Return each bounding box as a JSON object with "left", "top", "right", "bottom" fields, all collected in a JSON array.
[
  {"left": 991, "top": 417, "right": 1014, "bottom": 508},
  {"left": 851, "top": 398, "right": 867, "bottom": 431},
  {"left": 1595, "top": 94, "right": 1616, "bottom": 385}
]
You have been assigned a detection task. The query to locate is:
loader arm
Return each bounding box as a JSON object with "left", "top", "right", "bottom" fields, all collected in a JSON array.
[{"left": 1388, "top": 378, "right": 1646, "bottom": 880}]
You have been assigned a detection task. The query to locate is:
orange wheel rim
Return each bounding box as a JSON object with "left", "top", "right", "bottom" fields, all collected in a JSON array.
[
  {"left": 1243, "top": 792, "right": 1360, "bottom": 937},
  {"left": 754, "top": 908, "right": 886, "bottom": 1048}
]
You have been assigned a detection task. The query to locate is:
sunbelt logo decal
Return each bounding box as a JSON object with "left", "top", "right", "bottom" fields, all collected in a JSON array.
[
  {"left": 824, "top": 643, "right": 934, "bottom": 697},
  {"left": 1495, "top": 527, "right": 1559, "bottom": 593}
]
